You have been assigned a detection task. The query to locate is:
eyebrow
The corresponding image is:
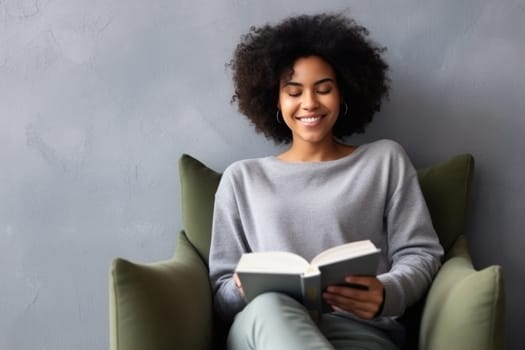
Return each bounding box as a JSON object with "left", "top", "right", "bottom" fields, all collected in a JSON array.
[{"left": 283, "top": 78, "right": 336, "bottom": 87}]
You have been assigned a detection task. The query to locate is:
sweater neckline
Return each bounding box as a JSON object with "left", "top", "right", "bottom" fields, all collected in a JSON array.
[{"left": 266, "top": 142, "right": 369, "bottom": 167}]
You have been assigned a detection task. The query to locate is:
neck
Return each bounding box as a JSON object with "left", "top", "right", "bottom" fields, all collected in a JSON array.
[{"left": 278, "top": 138, "right": 355, "bottom": 162}]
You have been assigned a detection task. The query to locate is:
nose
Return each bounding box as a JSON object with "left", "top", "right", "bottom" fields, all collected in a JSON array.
[{"left": 301, "top": 90, "right": 319, "bottom": 110}]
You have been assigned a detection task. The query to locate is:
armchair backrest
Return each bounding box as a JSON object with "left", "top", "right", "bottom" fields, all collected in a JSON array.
[
  {"left": 179, "top": 154, "right": 221, "bottom": 265},
  {"left": 416, "top": 154, "right": 474, "bottom": 251}
]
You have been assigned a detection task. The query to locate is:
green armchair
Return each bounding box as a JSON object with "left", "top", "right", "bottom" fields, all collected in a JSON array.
[{"left": 109, "top": 153, "right": 505, "bottom": 350}]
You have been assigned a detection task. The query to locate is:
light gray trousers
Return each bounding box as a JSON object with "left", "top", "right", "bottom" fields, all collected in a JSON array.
[{"left": 227, "top": 293, "right": 399, "bottom": 350}]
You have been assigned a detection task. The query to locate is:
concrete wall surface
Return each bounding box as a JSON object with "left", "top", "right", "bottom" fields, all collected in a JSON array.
[{"left": 1, "top": 0, "right": 523, "bottom": 349}]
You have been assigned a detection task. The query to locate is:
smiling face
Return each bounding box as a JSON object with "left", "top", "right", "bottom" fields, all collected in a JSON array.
[{"left": 278, "top": 56, "right": 341, "bottom": 147}]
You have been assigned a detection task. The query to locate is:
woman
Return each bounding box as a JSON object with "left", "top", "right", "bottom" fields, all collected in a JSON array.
[{"left": 209, "top": 13, "right": 443, "bottom": 350}]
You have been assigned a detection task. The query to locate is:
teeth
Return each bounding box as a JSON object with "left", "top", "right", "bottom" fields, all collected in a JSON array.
[{"left": 300, "top": 116, "right": 321, "bottom": 123}]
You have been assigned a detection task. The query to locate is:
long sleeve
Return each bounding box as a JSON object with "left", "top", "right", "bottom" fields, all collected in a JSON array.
[
  {"left": 376, "top": 147, "right": 444, "bottom": 317},
  {"left": 208, "top": 170, "right": 249, "bottom": 324}
]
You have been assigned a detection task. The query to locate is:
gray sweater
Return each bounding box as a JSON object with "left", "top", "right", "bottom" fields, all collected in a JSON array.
[{"left": 209, "top": 139, "right": 443, "bottom": 332}]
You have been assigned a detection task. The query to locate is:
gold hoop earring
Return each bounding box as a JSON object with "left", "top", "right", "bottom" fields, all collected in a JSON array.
[{"left": 276, "top": 110, "right": 282, "bottom": 124}]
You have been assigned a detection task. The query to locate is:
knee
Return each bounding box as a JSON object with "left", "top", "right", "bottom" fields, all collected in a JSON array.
[
  {"left": 229, "top": 293, "right": 296, "bottom": 349},
  {"left": 248, "top": 292, "right": 299, "bottom": 310},
  {"left": 236, "top": 292, "right": 303, "bottom": 325}
]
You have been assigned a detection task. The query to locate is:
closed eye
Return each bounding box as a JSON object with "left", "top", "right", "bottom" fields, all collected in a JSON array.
[{"left": 285, "top": 88, "right": 302, "bottom": 97}]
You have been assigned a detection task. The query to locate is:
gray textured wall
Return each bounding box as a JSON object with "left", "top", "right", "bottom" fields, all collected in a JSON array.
[{"left": 1, "top": 1, "right": 523, "bottom": 349}]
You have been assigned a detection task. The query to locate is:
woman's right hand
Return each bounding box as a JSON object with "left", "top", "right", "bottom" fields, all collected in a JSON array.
[{"left": 233, "top": 273, "right": 245, "bottom": 297}]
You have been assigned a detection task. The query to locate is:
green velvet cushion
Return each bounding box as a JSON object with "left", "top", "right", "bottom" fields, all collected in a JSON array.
[
  {"left": 109, "top": 231, "right": 213, "bottom": 350},
  {"left": 179, "top": 154, "right": 221, "bottom": 265},
  {"left": 417, "top": 154, "right": 474, "bottom": 251},
  {"left": 420, "top": 236, "right": 505, "bottom": 350}
]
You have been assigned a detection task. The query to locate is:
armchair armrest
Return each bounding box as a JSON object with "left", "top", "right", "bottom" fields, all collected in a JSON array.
[
  {"left": 419, "top": 235, "right": 505, "bottom": 350},
  {"left": 109, "top": 230, "right": 213, "bottom": 350}
]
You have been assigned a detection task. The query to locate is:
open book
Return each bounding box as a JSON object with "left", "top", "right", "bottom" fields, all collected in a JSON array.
[{"left": 235, "top": 240, "right": 381, "bottom": 319}]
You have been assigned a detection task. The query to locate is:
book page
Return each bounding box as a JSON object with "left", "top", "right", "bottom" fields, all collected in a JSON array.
[
  {"left": 310, "top": 240, "right": 379, "bottom": 267},
  {"left": 236, "top": 252, "right": 310, "bottom": 274}
]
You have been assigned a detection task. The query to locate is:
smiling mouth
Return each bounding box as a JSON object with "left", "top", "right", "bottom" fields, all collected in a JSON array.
[{"left": 297, "top": 115, "right": 324, "bottom": 125}]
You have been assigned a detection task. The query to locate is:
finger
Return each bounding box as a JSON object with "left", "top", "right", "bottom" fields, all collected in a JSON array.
[
  {"left": 324, "top": 287, "right": 383, "bottom": 314},
  {"left": 233, "top": 273, "right": 245, "bottom": 297},
  {"left": 345, "top": 276, "right": 380, "bottom": 290},
  {"left": 324, "top": 293, "right": 381, "bottom": 319},
  {"left": 234, "top": 274, "right": 241, "bottom": 288},
  {"left": 344, "top": 277, "right": 384, "bottom": 303},
  {"left": 331, "top": 305, "right": 345, "bottom": 312},
  {"left": 326, "top": 285, "right": 381, "bottom": 304}
]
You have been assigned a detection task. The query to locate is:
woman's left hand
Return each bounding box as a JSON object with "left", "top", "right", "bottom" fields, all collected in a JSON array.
[{"left": 322, "top": 275, "right": 384, "bottom": 320}]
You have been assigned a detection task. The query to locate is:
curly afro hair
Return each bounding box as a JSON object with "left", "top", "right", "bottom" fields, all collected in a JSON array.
[{"left": 229, "top": 13, "right": 390, "bottom": 144}]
